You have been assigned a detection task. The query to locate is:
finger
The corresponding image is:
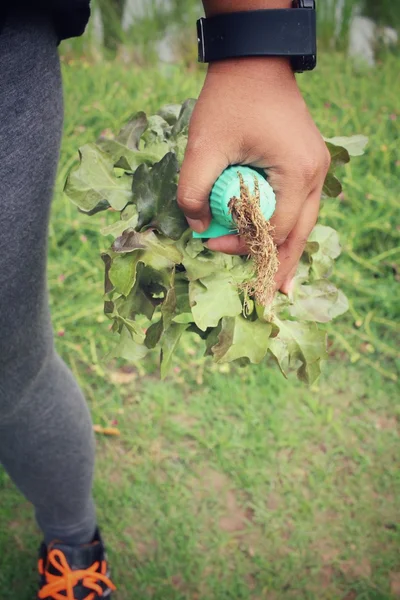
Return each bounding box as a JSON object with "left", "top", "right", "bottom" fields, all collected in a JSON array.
[
  {"left": 275, "top": 190, "right": 321, "bottom": 293},
  {"left": 204, "top": 169, "right": 313, "bottom": 255},
  {"left": 205, "top": 234, "right": 248, "bottom": 255},
  {"left": 268, "top": 170, "right": 309, "bottom": 247},
  {"left": 178, "top": 138, "right": 228, "bottom": 233}
]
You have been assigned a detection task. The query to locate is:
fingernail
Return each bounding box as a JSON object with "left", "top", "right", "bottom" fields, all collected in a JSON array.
[{"left": 187, "top": 218, "right": 207, "bottom": 233}]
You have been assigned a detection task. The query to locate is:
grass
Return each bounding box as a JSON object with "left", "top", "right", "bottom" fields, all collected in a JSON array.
[
  {"left": 0, "top": 54, "right": 399, "bottom": 599},
  {"left": 317, "top": 0, "right": 359, "bottom": 51}
]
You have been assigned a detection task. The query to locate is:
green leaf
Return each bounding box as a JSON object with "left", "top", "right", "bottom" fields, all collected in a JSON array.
[
  {"left": 171, "top": 275, "right": 192, "bottom": 324},
  {"left": 204, "top": 321, "right": 222, "bottom": 355},
  {"left": 116, "top": 285, "right": 155, "bottom": 322},
  {"left": 141, "top": 115, "right": 170, "bottom": 145},
  {"left": 208, "top": 316, "right": 272, "bottom": 364},
  {"left": 189, "top": 272, "right": 242, "bottom": 331},
  {"left": 64, "top": 143, "right": 133, "bottom": 213},
  {"left": 307, "top": 225, "right": 342, "bottom": 279},
  {"left": 180, "top": 237, "right": 236, "bottom": 281},
  {"left": 114, "top": 263, "right": 161, "bottom": 322},
  {"left": 289, "top": 280, "right": 349, "bottom": 323},
  {"left": 303, "top": 241, "right": 319, "bottom": 257},
  {"left": 332, "top": 290, "right": 349, "bottom": 318},
  {"left": 291, "top": 262, "right": 311, "bottom": 287},
  {"left": 101, "top": 252, "right": 114, "bottom": 295},
  {"left": 109, "top": 253, "right": 141, "bottom": 297},
  {"left": 322, "top": 172, "right": 342, "bottom": 198},
  {"left": 112, "top": 229, "right": 147, "bottom": 253},
  {"left": 109, "top": 326, "right": 149, "bottom": 362},
  {"left": 96, "top": 111, "right": 166, "bottom": 170},
  {"left": 173, "top": 313, "right": 194, "bottom": 324},
  {"left": 309, "top": 225, "right": 341, "bottom": 258},
  {"left": 160, "top": 323, "right": 188, "bottom": 378},
  {"left": 161, "top": 269, "right": 177, "bottom": 330},
  {"left": 139, "top": 264, "right": 170, "bottom": 299},
  {"left": 160, "top": 99, "right": 196, "bottom": 165},
  {"left": 230, "top": 259, "right": 258, "bottom": 284},
  {"left": 112, "top": 229, "right": 182, "bottom": 268},
  {"left": 139, "top": 231, "right": 183, "bottom": 267},
  {"left": 269, "top": 319, "right": 328, "bottom": 384},
  {"left": 262, "top": 293, "right": 291, "bottom": 322},
  {"left": 145, "top": 318, "right": 164, "bottom": 349},
  {"left": 172, "top": 135, "right": 188, "bottom": 166},
  {"left": 117, "top": 112, "right": 148, "bottom": 147},
  {"left": 324, "top": 135, "right": 368, "bottom": 157},
  {"left": 101, "top": 205, "right": 139, "bottom": 238},
  {"left": 171, "top": 99, "right": 196, "bottom": 137},
  {"left": 325, "top": 141, "right": 350, "bottom": 168},
  {"left": 138, "top": 115, "right": 172, "bottom": 162},
  {"left": 132, "top": 153, "right": 187, "bottom": 240},
  {"left": 97, "top": 138, "right": 159, "bottom": 170},
  {"left": 157, "top": 104, "right": 182, "bottom": 126},
  {"left": 184, "top": 237, "right": 205, "bottom": 259}
]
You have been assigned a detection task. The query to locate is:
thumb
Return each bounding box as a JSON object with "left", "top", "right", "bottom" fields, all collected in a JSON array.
[{"left": 178, "top": 139, "right": 228, "bottom": 233}]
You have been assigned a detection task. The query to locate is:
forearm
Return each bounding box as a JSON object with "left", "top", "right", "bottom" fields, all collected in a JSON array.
[{"left": 203, "top": 0, "right": 291, "bottom": 17}]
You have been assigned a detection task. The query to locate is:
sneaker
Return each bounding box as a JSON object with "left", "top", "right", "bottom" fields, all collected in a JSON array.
[{"left": 37, "top": 529, "right": 116, "bottom": 599}]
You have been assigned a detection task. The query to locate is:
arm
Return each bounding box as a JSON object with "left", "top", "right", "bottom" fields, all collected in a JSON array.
[{"left": 178, "top": 0, "right": 330, "bottom": 294}]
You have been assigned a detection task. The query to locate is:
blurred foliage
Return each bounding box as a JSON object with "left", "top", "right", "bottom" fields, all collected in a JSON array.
[
  {"left": 317, "top": 0, "right": 360, "bottom": 51},
  {"left": 61, "top": 0, "right": 399, "bottom": 62},
  {"left": 97, "top": 0, "right": 126, "bottom": 51},
  {"left": 94, "top": 0, "right": 201, "bottom": 62},
  {"left": 364, "top": 0, "right": 400, "bottom": 27}
]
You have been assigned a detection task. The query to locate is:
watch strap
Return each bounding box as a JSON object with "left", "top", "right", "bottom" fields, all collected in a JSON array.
[{"left": 197, "top": 8, "right": 316, "bottom": 72}]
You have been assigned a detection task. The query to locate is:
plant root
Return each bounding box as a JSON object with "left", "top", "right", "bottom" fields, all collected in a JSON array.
[{"left": 229, "top": 173, "right": 279, "bottom": 307}]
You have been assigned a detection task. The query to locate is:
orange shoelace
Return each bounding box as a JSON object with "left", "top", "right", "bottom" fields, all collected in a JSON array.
[{"left": 38, "top": 548, "right": 116, "bottom": 600}]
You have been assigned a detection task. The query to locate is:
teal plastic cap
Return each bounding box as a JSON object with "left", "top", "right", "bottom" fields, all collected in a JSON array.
[{"left": 193, "top": 166, "right": 276, "bottom": 239}]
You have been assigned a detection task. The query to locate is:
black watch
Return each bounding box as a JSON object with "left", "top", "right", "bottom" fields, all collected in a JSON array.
[{"left": 197, "top": 0, "right": 316, "bottom": 73}]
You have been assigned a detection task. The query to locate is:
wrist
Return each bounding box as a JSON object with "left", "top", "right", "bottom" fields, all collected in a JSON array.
[
  {"left": 203, "top": 1, "right": 292, "bottom": 17},
  {"left": 207, "top": 56, "right": 295, "bottom": 84}
]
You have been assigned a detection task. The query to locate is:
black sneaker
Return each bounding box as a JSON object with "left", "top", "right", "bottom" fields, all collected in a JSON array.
[{"left": 37, "top": 529, "right": 116, "bottom": 599}]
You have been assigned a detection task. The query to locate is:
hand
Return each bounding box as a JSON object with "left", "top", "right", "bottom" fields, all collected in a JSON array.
[{"left": 177, "top": 58, "right": 331, "bottom": 294}]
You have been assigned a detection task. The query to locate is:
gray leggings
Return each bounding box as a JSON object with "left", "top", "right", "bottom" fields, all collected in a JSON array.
[{"left": 0, "top": 11, "right": 97, "bottom": 546}]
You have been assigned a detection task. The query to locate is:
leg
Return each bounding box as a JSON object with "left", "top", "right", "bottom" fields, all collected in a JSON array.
[{"left": 0, "top": 9, "right": 96, "bottom": 546}]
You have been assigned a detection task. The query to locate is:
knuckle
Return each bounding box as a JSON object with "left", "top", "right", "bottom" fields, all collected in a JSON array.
[
  {"left": 177, "top": 188, "right": 204, "bottom": 213},
  {"left": 292, "top": 144, "right": 331, "bottom": 185},
  {"left": 298, "top": 154, "right": 322, "bottom": 183},
  {"left": 322, "top": 147, "right": 332, "bottom": 174}
]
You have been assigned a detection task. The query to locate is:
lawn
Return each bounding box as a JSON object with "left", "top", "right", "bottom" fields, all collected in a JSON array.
[{"left": 0, "top": 54, "right": 399, "bottom": 599}]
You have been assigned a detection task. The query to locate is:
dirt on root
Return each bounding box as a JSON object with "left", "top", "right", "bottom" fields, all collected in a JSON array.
[{"left": 229, "top": 173, "right": 278, "bottom": 308}]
